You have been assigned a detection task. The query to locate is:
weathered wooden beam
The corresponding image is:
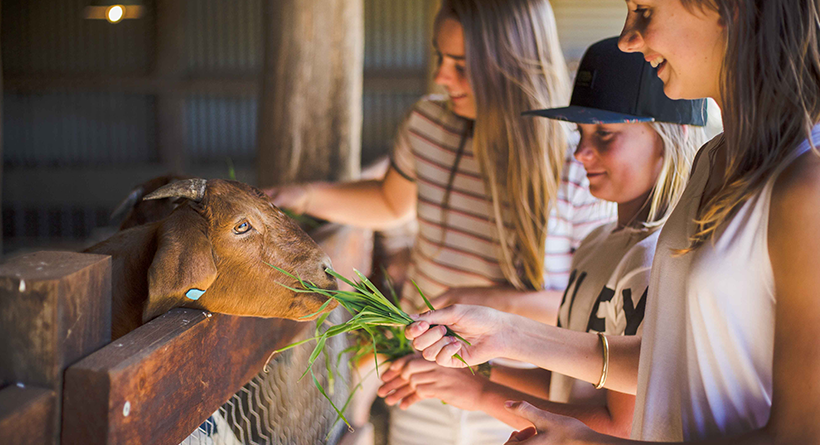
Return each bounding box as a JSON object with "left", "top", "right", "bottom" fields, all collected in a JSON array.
[
  {"left": 0, "top": 251, "right": 112, "bottom": 444},
  {"left": 0, "top": 386, "right": 56, "bottom": 445},
  {"left": 61, "top": 309, "right": 304, "bottom": 445},
  {"left": 257, "top": 0, "right": 364, "bottom": 187}
]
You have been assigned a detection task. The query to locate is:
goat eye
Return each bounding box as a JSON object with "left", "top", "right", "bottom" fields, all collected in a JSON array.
[{"left": 233, "top": 221, "right": 251, "bottom": 234}]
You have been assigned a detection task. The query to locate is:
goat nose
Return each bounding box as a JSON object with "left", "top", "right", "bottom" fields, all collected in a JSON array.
[{"left": 320, "top": 256, "right": 335, "bottom": 279}]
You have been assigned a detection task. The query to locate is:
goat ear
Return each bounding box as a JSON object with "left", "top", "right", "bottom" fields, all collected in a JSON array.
[{"left": 144, "top": 207, "right": 217, "bottom": 322}]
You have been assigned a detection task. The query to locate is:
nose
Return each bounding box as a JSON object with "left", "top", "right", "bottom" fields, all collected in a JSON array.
[
  {"left": 574, "top": 138, "right": 595, "bottom": 164},
  {"left": 434, "top": 62, "right": 455, "bottom": 88},
  {"left": 319, "top": 256, "right": 338, "bottom": 289},
  {"left": 619, "top": 21, "right": 644, "bottom": 53}
]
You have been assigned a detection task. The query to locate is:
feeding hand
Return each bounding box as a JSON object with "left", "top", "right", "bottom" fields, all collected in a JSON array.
[
  {"left": 264, "top": 184, "right": 311, "bottom": 214},
  {"left": 405, "top": 304, "right": 509, "bottom": 367}
]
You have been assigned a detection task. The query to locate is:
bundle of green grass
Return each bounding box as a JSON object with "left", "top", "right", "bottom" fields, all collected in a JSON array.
[{"left": 267, "top": 265, "right": 470, "bottom": 431}]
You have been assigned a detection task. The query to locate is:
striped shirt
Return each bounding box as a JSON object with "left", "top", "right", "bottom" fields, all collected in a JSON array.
[{"left": 391, "top": 96, "right": 613, "bottom": 305}]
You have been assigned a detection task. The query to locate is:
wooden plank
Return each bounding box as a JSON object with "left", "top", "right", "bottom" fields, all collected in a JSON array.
[
  {"left": 0, "top": 386, "right": 56, "bottom": 445},
  {"left": 61, "top": 309, "right": 304, "bottom": 445},
  {"left": 0, "top": 251, "right": 112, "bottom": 444}
]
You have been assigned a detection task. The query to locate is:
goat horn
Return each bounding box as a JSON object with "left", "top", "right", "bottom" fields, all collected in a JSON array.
[
  {"left": 143, "top": 179, "right": 207, "bottom": 202},
  {"left": 110, "top": 186, "right": 143, "bottom": 221}
]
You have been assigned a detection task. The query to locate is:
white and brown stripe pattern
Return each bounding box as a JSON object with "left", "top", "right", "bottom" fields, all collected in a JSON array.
[{"left": 392, "top": 96, "right": 614, "bottom": 305}]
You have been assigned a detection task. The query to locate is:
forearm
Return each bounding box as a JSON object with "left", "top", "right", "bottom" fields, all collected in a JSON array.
[
  {"left": 304, "top": 180, "right": 414, "bottom": 230},
  {"left": 500, "top": 316, "right": 641, "bottom": 395},
  {"left": 490, "top": 366, "right": 552, "bottom": 400},
  {"left": 477, "top": 381, "right": 626, "bottom": 436},
  {"left": 505, "top": 289, "right": 563, "bottom": 326}
]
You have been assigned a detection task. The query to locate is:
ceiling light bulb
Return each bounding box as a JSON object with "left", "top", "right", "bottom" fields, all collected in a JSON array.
[{"left": 106, "top": 5, "right": 125, "bottom": 24}]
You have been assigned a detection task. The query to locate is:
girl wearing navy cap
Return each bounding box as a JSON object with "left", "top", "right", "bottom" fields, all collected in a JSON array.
[
  {"left": 378, "top": 37, "right": 707, "bottom": 439},
  {"left": 403, "top": 0, "right": 820, "bottom": 443}
]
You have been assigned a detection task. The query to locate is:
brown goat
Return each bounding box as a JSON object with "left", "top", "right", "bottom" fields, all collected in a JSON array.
[{"left": 87, "top": 178, "right": 338, "bottom": 340}]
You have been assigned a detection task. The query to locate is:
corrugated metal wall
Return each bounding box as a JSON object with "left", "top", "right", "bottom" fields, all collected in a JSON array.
[
  {"left": 2, "top": 0, "right": 432, "bottom": 250},
  {"left": 552, "top": 0, "right": 628, "bottom": 65}
]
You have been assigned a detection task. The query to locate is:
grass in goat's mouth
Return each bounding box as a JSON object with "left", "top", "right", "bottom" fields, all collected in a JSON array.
[{"left": 265, "top": 264, "right": 472, "bottom": 432}]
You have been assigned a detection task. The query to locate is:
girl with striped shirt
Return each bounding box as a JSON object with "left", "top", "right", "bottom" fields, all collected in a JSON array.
[{"left": 268, "top": 0, "right": 611, "bottom": 443}]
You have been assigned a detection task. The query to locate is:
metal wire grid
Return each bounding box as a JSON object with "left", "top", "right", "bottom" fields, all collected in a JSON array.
[{"left": 181, "top": 308, "right": 351, "bottom": 445}]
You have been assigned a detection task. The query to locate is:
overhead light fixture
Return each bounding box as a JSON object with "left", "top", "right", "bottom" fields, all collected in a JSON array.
[{"left": 84, "top": 2, "right": 144, "bottom": 24}]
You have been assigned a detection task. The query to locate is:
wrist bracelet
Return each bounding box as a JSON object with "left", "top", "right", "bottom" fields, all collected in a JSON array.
[{"left": 594, "top": 332, "right": 609, "bottom": 390}]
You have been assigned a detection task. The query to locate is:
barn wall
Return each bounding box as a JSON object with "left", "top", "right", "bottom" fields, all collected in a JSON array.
[{"left": 1, "top": 0, "right": 435, "bottom": 253}]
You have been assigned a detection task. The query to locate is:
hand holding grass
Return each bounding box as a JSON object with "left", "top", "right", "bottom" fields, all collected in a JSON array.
[{"left": 407, "top": 304, "right": 512, "bottom": 368}]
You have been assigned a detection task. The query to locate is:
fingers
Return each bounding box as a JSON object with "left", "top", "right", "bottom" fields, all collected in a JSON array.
[
  {"left": 435, "top": 339, "right": 465, "bottom": 367},
  {"left": 383, "top": 382, "right": 419, "bottom": 406},
  {"left": 398, "top": 393, "right": 423, "bottom": 410},
  {"left": 419, "top": 333, "right": 457, "bottom": 362},
  {"left": 411, "top": 305, "right": 461, "bottom": 326},
  {"left": 410, "top": 324, "right": 448, "bottom": 350},
  {"left": 504, "top": 426, "right": 537, "bottom": 444},
  {"left": 504, "top": 401, "right": 548, "bottom": 431},
  {"left": 378, "top": 360, "right": 438, "bottom": 397},
  {"left": 380, "top": 355, "right": 415, "bottom": 383}
]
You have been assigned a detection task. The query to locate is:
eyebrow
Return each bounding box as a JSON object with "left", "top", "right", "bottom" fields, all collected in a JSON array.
[{"left": 432, "top": 39, "right": 466, "bottom": 61}]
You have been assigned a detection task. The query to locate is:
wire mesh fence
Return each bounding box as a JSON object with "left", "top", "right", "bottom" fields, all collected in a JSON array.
[{"left": 180, "top": 308, "right": 351, "bottom": 445}]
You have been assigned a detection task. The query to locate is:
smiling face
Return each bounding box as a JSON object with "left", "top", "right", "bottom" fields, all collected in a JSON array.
[
  {"left": 433, "top": 17, "right": 476, "bottom": 119},
  {"left": 619, "top": 0, "right": 725, "bottom": 102},
  {"left": 575, "top": 123, "right": 664, "bottom": 209}
]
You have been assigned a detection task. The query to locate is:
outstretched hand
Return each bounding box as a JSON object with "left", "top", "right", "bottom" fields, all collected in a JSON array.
[
  {"left": 406, "top": 304, "right": 511, "bottom": 367},
  {"left": 377, "top": 354, "right": 487, "bottom": 410},
  {"left": 503, "top": 401, "right": 600, "bottom": 444},
  {"left": 264, "top": 184, "right": 311, "bottom": 214}
]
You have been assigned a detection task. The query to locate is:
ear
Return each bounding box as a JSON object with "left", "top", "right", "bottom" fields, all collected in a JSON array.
[{"left": 144, "top": 206, "right": 218, "bottom": 322}]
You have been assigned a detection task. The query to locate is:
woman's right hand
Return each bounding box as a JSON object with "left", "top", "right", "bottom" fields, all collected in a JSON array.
[
  {"left": 264, "top": 184, "right": 311, "bottom": 214},
  {"left": 406, "top": 304, "right": 512, "bottom": 367}
]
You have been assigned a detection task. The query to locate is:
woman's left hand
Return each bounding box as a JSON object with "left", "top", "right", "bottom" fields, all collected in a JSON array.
[
  {"left": 503, "top": 401, "right": 601, "bottom": 444},
  {"left": 377, "top": 354, "right": 488, "bottom": 410},
  {"left": 425, "top": 286, "right": 512, "bottom": 313}
]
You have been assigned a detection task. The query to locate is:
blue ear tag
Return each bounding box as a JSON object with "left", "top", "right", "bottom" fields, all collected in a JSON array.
[{"left": 186, "top": 288, "right": 206, "bottom": 300}]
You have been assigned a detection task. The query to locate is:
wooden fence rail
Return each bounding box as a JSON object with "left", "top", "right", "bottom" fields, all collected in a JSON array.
[{"left": 0, "top": 223, "right": 372, "bottom": 445}]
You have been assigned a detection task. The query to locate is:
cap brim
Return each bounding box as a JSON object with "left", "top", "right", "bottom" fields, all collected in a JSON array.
[{"left": 523, "top": 105, "right": 655, "bottom": 124}]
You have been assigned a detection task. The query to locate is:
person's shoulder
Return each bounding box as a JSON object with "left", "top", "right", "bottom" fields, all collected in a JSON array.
[
  {"left": 575, "top": 221, "right": 616, "bottom": 252},
  {"left": 405, "top": 95, "right": 466, "bottom": 135},
  {"left": 770, "top": 149, "right": 820, "bottom": 232}
]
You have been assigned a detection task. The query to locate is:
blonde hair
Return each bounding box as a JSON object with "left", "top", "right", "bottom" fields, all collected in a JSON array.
[
  {"left": 438, "top": 0, "right": 571, "bottom": 290},
  {"left": 644, "top": 122, "right": 708, "bottom": 229},
  {"left": 679, "top": 0, "right": 820, "bottom": 252}
]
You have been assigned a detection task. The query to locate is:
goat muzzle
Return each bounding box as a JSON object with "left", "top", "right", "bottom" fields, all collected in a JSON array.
[{"left": 143, "top": 178, "right": 207, "bottom": 202}]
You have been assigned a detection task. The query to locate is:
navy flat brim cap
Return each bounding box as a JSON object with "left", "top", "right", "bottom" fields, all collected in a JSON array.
[
  {"left": 525, "top": 37, "right": 707, "bottom": 126},
  {"left": 523, "top": 105, "right": 654, "bottom": 124}
]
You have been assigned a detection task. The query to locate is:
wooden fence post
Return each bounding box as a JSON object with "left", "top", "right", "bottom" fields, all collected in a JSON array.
[
  {"left": 0, "top": 251, "right": 112, "bottom": 445},
  {"left": 256, "top": 0, "right": 364, "bottom": 187}
]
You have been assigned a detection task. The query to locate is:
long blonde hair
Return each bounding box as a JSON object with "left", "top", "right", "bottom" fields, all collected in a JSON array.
[
  {"left": 681, "top": 0, "right": 820, "bottom": 252},
  {"left": 644, "top": 122, "right": 707, "bottom": 229},
  {"left": 438, "top": 0, "right": 571, "bottom": 290}
]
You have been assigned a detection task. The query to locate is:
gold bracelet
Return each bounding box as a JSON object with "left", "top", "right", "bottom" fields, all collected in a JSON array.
[{"left": 594, "top": 332, "right": 609, "bottom": 390}]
